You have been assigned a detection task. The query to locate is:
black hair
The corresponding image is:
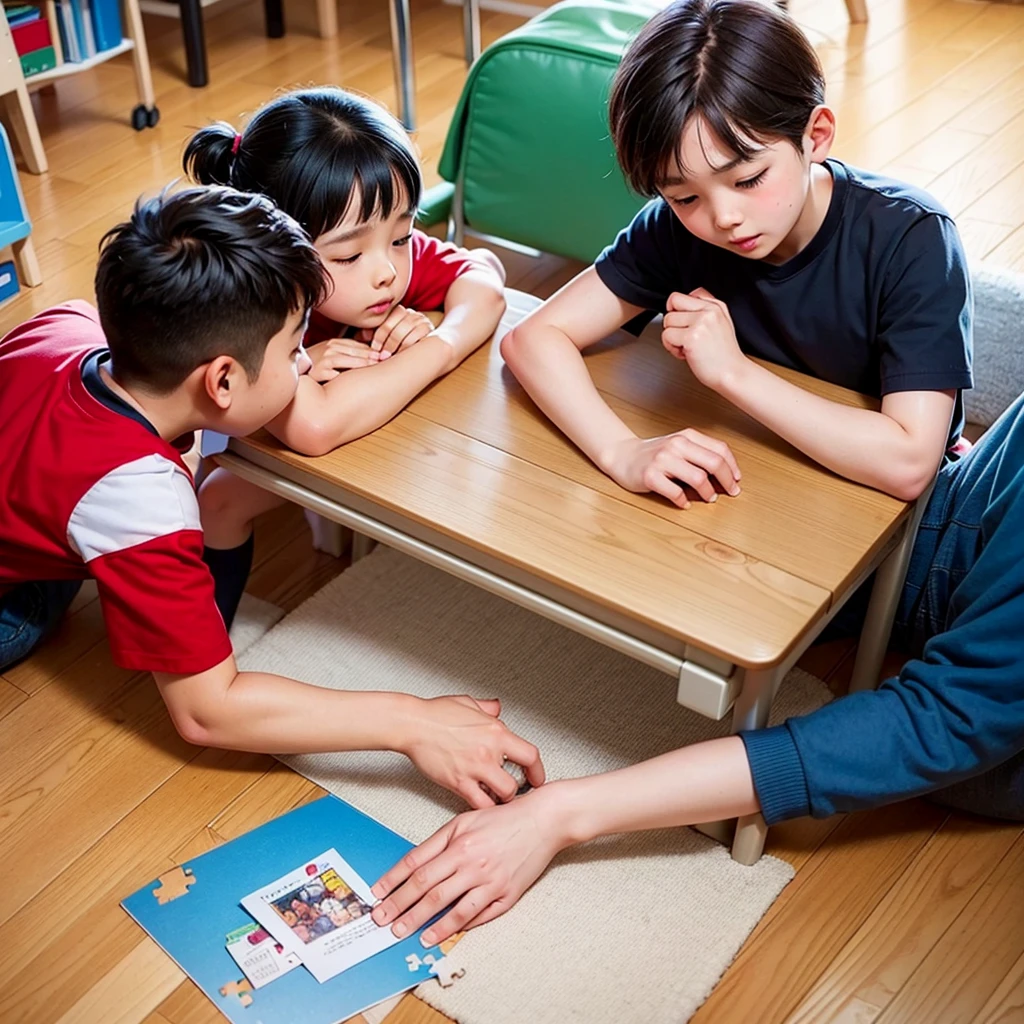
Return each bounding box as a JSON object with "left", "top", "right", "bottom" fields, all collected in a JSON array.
[
  {"left": 183, "top": 87, "right": 423, "bottom": 241},
  {"left": 95, "top": 185, "right": 328, "bottom": 394},
  {"left": 609, "top": 0, "right": 826, "bottom": 197}
]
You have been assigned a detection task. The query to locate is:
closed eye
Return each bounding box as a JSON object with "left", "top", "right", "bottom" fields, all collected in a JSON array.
[
  {"left": 736, "top": 169, "right": 767, "bottom": 190},
  {"left": 392, "top": 233, "right": 413, "bottom": 247},
  {"left": 332, "top": 253, "right": 360, "bottom": 265}
]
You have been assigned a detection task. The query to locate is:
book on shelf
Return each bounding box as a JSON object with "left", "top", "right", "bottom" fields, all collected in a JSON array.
[
  {"left": 52, "top": 0, "right": 122, "bottom": 64},
  {"left": 88, "top": 0, "right": 119, "bottom": 51},
  {"left": 55, "top": 0, "right": 80, "bottom": 60},
  {"left": 11, "top": 10, "right": 57, "bottom": 76},
  {"left": 20, "top": 43, "right": 56, "bottom": 74},
  {"left": 3, "top": 3, "right": 43, "bottom": 26},
  {"left": 67, "top": 0, "right": 93, "bottom": 58},
  {"left": 12, "top": 13, "right": 50, "bottom": 52}
]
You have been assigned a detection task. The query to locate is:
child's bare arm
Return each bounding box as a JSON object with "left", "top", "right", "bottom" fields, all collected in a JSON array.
[
  {"left": 154, "top": 656, "right": 544, "bottom": 808},
  {"left": 425, "top": 261, "right": 506, "bottom": 360},
  {"left": 265, "top": 332, "right": 457, "bottom": 457},
  {"left": 661, "top": 289, "right": 952, "bottom": 500},
  {"left": 369, "top": 734, "right": 757, "bottom": 944},
  {"left": 501, "top": 266, "right": 741, "bottom": 506},
  {"left": 725, "top": 369, "right": 953, "bottom": 500},
  {"left": 267, "top": 260, "right": 507, "bottom": 459}
]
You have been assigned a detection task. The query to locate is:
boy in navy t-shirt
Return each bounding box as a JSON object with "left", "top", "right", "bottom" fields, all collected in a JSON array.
[
  {"left": 364, "top": 1, "right": 1022, "bottom": 949},
  {"left": 501, "top": 0, "right": 971, "bottom": 505}
]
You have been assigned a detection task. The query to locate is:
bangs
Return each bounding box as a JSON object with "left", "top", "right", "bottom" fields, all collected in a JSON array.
[
  {"left": 282, "top": 130, "right": 422, "bottom": 240},
  {"left": 661, "top": 109, "right": 765, "bottom": 186},
  {"left": 609, "top": 0, "right": 825, "bottom": 199}
]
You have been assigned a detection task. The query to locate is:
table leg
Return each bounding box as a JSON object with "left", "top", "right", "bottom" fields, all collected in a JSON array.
[
  {"left": 730, "top": 666, "right": 785, "bottom": 865},
  {"left": 351, "top": 533, "right": 376, "bottom": 562},
  {"left": 463, "top": 0, "right": 481, "bottom": 65},
  {"left": 848, "top": 482, "right": 933, "bottom": 693},
  {"left": 304, "top": 511, "right": 349, "bottom": 558},
  {"left": 180, "top": 0, "right": 208, "bottom": 88},
  {"left": 389, "top": 0, "right": 416, "bottom": 130}
]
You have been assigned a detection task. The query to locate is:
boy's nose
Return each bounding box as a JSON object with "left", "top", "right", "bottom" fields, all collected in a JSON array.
[
  {"left": 713, "top": 206, "right": 743, "bottom": 231},
  {"left": 298, "top": 348, "right": 313, "bottom": 376}
]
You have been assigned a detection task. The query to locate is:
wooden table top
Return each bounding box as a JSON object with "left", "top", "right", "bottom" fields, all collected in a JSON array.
[{"left": 232, "top": 291, "right": 908, "bottom": 669}]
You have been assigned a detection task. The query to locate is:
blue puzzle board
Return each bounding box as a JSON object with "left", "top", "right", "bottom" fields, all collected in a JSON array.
[{"left": 122, "top": 795, "right": 441, "bottom": 1024}]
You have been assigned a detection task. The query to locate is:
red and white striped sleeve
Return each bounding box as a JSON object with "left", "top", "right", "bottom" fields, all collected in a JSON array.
[{"left": 67, "top": 453, "right": 232, "bottom": 675}]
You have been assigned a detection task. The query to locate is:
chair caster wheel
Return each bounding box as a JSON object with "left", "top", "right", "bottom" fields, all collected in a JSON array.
[{"left": 132, "top": 105, "right": 160, "bottom": 130}]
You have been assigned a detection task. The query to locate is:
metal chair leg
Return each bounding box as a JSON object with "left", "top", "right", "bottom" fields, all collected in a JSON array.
[
  {"left": 264, "top": 0, "right": 284, "bottom": 38},
  {"left": 389, "top": 0, "right": 416, "bottom": 130},
  {"left": 463, "top": 0, "right": 481, "bottom": 65}
]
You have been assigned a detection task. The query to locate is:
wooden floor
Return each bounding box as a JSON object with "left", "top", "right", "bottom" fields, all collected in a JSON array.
[{"left": 2, "top": 0, "right": 1024, "bottom": 1021}]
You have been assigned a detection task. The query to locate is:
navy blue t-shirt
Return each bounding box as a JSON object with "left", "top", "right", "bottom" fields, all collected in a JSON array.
[{"left": 594, "top": 159, "right": 974, "bottom": 446}]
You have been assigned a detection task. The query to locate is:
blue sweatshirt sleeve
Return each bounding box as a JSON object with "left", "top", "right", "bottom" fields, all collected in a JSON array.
[{"left": 741, "top": 458, "right": 1024, "bottom": 825}]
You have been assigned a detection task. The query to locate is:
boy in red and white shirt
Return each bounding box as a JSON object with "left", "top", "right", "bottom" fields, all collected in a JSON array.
[{"left": 0, "top": 187, "right": 542, "bottom": 809}]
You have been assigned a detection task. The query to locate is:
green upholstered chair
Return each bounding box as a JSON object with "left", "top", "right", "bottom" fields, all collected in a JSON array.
[{"left": 418, "top": 1, "right": 658, "bottom": 264}]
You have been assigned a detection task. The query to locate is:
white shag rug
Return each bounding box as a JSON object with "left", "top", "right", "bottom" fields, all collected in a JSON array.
[{"left": 238, "top": 547, "right": 831, "bottom": 1024}]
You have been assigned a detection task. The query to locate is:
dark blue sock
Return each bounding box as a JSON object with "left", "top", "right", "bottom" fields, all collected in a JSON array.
[{"left": 202, "top": 533, "right": 254, "bottom": 630}]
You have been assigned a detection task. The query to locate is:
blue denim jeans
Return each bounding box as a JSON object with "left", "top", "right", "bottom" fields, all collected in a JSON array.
[
  {"left": 895, "top": 391, "right": 1024, "bottom": 821},
  {"left": 0, "top": 580, "right": 83, "bottom": 672}
]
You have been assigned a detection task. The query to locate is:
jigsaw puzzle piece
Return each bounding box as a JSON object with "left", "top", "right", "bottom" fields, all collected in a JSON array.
[
  {"left": 152, "top": 866, "right": 196, "bottom": 905},
  {"left": 220, "top": 978, "right": 254, "bottom": 1008},
  {"left": 428, "top": 956, "right": 466, "bottom": 988}
]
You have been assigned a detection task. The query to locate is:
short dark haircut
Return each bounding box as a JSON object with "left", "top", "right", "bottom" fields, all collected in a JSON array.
[
  {"left": 183, "top": 87, "right": 423, "bottom": 241},
  {"left": 95, "top": 186, "right": 327, "bottom": 394},
  {"left": 609, "top": 0, "right": 826, "bottom": 197}
]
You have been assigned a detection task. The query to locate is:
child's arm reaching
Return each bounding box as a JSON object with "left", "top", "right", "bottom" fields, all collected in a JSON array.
[
  {"left": 368, "top": 734, "right": 757, "bottom": 944},
  {"left": 155, "top": 656, "right": 545, "bottom": 808},
  {"left": 501, "top": 266, "right": 741, "bottom": 507},
  {"left": 661, "top": 288, "right": 953, "bottom": 501}
]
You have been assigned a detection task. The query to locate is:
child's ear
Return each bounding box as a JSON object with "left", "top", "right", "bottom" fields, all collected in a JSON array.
[
  {"left": 804, "top": 105, "right": 836, "bottom": 163},
  {"left": 204, "top": 356, "right": 240, "bottom": 410}
]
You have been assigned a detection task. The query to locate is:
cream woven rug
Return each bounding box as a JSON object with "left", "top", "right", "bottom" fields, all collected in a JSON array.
[
  {"left": 238, "top": 547, "right": 831, "bottom": 1024},
  {"left": 229, "top": 592, "right": 286, "bottom": 653}
]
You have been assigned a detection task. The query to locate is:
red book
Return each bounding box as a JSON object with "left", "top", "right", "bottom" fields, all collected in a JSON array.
[{"left": 12, "top": 17, "right": 51, "bottom": 55}]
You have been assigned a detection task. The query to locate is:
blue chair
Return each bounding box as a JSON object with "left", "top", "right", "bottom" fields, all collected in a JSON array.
[{"left": 0, "top": 122, "right": 39, "bottom": 289}]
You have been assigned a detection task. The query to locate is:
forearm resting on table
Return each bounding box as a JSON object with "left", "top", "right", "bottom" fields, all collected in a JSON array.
[
  {"left": 268, "top": 337, "right": 453, "bottom": 457},
  {"left": 501, "top": 322, "right": 637, "bottom": 470},
  {"left": 155, "top": 658, "right": 419, "bottom": 753},
  {"left": 721, "top": 361, "right": 952, "bottom": 500},
  {"left": 546, "top": 736, "right": 759, "bottom": 846}
]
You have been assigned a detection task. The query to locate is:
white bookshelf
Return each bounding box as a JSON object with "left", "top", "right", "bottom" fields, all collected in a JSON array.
[
  {"left": 8, "top": 0, "right": 157, "bottom": 134},
  {"left": 25, "top": 37, "right": 134, "bottom": 87}
]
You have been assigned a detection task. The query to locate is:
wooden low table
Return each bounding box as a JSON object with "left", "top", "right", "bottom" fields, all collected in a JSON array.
[{"left": 215, "top": 290, "right": 916, "bottom": 863}]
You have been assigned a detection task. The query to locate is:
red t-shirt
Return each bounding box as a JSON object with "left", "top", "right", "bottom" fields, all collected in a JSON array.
[
  {"left": 304, "top": 230, "right": 479, "bottom": 346},
  {"left": 0, "top": 302, "right": 232, "bottom": 675}
]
